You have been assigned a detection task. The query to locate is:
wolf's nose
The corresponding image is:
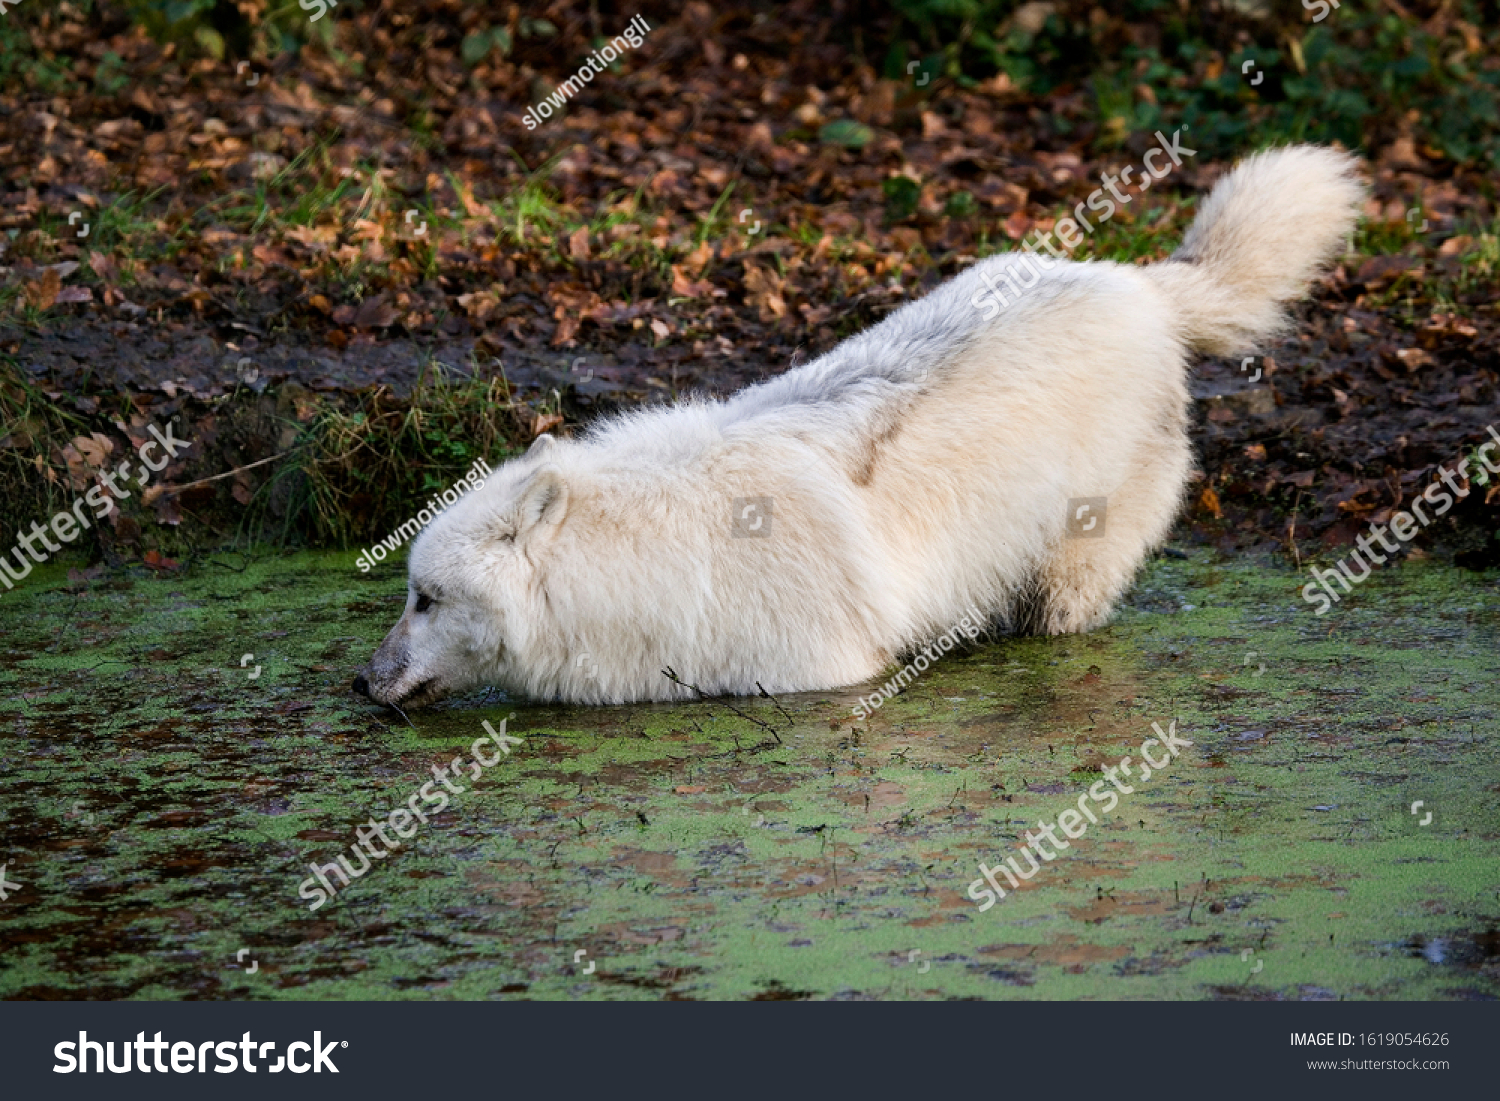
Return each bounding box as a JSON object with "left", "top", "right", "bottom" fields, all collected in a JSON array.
[{"left": 352, "top": 673, "right": 370, "bottom": 697}]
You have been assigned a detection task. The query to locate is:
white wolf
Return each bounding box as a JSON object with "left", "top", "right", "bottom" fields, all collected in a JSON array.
[{"left": 355, "top": 145, "right": 1363, "bottom": 708}]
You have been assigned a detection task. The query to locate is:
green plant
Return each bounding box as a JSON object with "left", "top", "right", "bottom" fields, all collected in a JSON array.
[
  {"left": 300, "top": 366, "right": 526, "bottom": 548},
  {"left": 883, "top": 176, "right": 922, "bottom": 222},
  {"left": 461, "top": 15, "right": 556, "bottom": 67},
  {"left": 0, "top": 366, "right": 92, "bottom": 546},
  {"left": 871, "top": 0, "right": 1500, "bottom": 171}
]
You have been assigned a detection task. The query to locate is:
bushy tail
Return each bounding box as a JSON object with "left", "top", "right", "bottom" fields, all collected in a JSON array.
[{"left": 1148, "top": 145, "right": 1365, "bottom": 355}]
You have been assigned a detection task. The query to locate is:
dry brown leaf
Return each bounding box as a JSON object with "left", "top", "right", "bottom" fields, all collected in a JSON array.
[
  {"left": 670, "top": 265, "right": 714, "bottom": 298},
  {"left": 58, "top": 443, "right": 90, "bottom": 490},
  {"left": 352, "top": 294, "right": 399, "bottom": 330},
  {"left": 88, "top": 250, "right": 119, "bottom": 283},
  {"left": 569, "top": 226, "right": 590, "bottom": 261},
  {"left": 1395, "top": 347, "right": 1435, "bottom": 372},
  {"left": 532, "top": 412, "right": 564, "bottom": 438},
  {"left": 682, "top": 239, "right": 714, "bottom": 276},
  {"left": 71, "top": 432, "right": 113, "bottom": 468},
  {"left": 284, "top": 224, "right": 337, "bottom": 252},
  {"left": 24, "top": 268, "right": 61, "bottom": 310},
  {"left": 742, "top": 263, "right": 786, "bottom": 320},
  {"left": 552, "top": 314, "right": 580, "bottom": 346},
  {"left": 457, "top": 290, "right": 501, "bottom": 319}
]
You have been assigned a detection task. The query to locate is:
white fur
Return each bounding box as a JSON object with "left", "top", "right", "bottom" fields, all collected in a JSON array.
[{"left": 358, "top": 144, "right": 1364, "bottom": 707}]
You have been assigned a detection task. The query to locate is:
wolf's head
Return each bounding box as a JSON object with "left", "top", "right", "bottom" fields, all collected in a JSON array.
[{"left": 353, "top": 438, "right": 568, "bottom": 709}]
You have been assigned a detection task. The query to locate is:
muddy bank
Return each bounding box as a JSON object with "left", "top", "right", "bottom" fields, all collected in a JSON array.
[{"left": 8, "top": 287, "right": 1500, "bottom": 572}]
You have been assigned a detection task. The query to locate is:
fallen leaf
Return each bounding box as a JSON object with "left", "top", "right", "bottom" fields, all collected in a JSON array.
[
  {"left": 58, "top": 443, "right": 90, "bottom": 489},
  {"left": 284, "top": 224, "right": 337, "bottom": 252},
  {"left": 568, "top": 226, "right": 590, "bottom": 260},
  {"left": 457, "top": 289, "right": 501, "bottom": 319},
  {"left": 71, "top": 432, "right": 113, "bottom": 468},
  {"left": 1394, "top": 347, "right": 1435, "bottom": 372},
  {"left": 352, "top": 294, "right": 399, "bottom": 330},
  {"left": 682, "top": 240, "right": 714, "bottom": 276},
  {"left": 670, "top": 264, "right": 715, "bottom": 298},
  {"left": 743, "top": 262, "right": 786, "bottom": 320},
  {"left": 142, "top": 550, "right": 182, "bottom": 573},
  {"left": 24, "top": 268, "right": 61, "bottom": 310}
]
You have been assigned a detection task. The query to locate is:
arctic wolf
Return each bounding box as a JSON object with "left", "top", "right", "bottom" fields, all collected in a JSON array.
[{"left": 355, "top": 145, "right": 1363, "bottom": 708}]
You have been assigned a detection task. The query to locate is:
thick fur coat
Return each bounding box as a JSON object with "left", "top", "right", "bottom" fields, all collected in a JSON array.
[{"left": 357, "top": 145, "right": 1364, "bottom": 707}]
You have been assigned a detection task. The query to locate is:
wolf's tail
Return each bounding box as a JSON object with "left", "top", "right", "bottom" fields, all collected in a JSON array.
[{"left": 1147, "top": 144, "right": 1365, "bottom": 355}]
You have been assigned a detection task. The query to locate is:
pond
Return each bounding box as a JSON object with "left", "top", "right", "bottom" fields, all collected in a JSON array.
[{"left": 1, "top": 551, "right": 1496, "bottom": 1000}]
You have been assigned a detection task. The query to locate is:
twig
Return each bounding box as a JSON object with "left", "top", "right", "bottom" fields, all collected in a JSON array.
[
  {"left": 756, "top": 681, "right": 795, "bottom": 728},
  {"left": 207, "top": 552, "right": 252, "bottom": 572},
  {"left": 162, "top": 451, "right": 292, "bottom": 496},
  {"left": 385, "top": 699, "right": 418, "bottom": 731},
  {"left": 1287, "top": 491, "right": 1302, "bottom": 572},
  {"left": 661, "top": 667, "right": 782, "bottom": 744}
]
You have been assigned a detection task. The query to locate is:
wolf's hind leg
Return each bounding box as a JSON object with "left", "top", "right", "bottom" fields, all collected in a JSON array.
[{"left": 1035, "top": 442, "right": 1190, "bottom": 635}]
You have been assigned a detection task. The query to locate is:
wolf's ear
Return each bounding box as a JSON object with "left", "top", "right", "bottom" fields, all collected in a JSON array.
[
  {"left": 528, "top": 433, "right": 556, "bottom": 457},
  {"left": 514, "top": 467, "right": 568, "bottom": 540}
]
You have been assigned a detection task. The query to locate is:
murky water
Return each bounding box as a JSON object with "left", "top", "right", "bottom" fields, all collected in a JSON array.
[{"left": 1, "top": 551, "right": 1497, "bottom": 999}]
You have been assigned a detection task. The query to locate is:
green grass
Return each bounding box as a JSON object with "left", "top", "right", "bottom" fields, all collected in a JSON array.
[
  {"left": 298, "top": 363, "right": 527, "bottom": 550},
  {"left": 0, "top": 366, "right": 92, "bottom": 544}
]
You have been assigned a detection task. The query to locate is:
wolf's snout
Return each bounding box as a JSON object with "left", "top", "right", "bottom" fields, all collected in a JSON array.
[{"left": 352, "top": 672, "right": 371, "bottom": 697}]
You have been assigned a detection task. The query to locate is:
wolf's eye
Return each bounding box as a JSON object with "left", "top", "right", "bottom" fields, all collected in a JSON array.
[{"left": 414, "top": 593, "right": 433, "bottom": 613}]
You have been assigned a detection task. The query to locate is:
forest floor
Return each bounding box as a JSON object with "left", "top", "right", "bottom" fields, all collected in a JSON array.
[{"left": 4, "top": 2, "right": 1499, "bottom": 566}]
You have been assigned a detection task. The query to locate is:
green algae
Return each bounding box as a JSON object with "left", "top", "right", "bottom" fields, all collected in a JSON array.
[{"left": 0, "top": 549, "right": 1497, "bottom": 1000}]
